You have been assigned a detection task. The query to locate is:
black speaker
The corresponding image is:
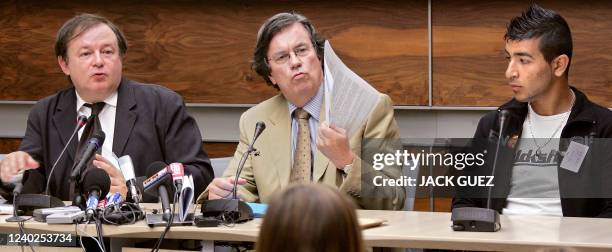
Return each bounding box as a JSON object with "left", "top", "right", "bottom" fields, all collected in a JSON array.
[
  {"left": 451, "top": 207, "right": 500, "bottom": 232},
  {"left": 16, "top": 194, "right": 65, "bottom": 216},
  {"left": 200, "top": 199, "right": 253, "bottom": 223}
]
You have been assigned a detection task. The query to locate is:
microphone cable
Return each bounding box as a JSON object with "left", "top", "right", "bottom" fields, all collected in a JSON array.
[
  {"left": 17, "top": 219, "right": 36, "bottom": 252},
  {"left": 94, "top": 214, "right": 106, "bottom": 252},
  {"left": 76, "top": 220, "right": 104, "bottom": 252},
  {"left": 101, "top": 202, "right": 144, "bottom": 225},
  {"left": 151, "top": 184, "right": 180, "bottom": 252}
]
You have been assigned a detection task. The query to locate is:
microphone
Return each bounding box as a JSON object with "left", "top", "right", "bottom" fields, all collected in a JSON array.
[
  {"left": 201, "top": 122, "right": 266, "bottom": 223},
  {"left": 232, "top": 121, "right": 266, "bottom": 199},
  {"left": 451, "top": 109, "right": 507, "bottom": 232},
  {"left": 251, "top": 121, "right": 266, "bottom": 145},
  {"left": 45, "top": 115, "right": 88, "bottom": 195},
  {"left": 82, "top": 169, "right": 111, "bottom": 219},
  {"left": 105, "top": 192, "right": 123, "bottom": 210},
  {"left": 118, "top": 155, "right": 141, "bottom": 204},
  {"left": 169, "top": 163, "right": 184, "bottom": 192},
  {"left": 487, "top": 109, "right": 509, "bottom": 208},
  {"left": 142, "top": 163, "right": 171, "bottom": 192},
  {"left": 6, "top": 172, "right": 39, "bottom": 222},
  {"left": 70, "top": 131, "right": 106, "bottom": 180},
  {"left": 144, "top": 162, "right": 175, "bottom": 221}
]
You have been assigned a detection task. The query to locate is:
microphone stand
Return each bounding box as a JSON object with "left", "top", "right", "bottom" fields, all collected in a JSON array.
[
  {"left": 201, "top": 122, "right": 266, "bottom": 223},
  {"left": 6, "top": 184, "right": 26, "bottom": 222},
  {"left": 12, "top": 117, "right": 86, "bottom": 216},
  {"left": 451, "top": 110, "right": 507, "bottom": 232}
]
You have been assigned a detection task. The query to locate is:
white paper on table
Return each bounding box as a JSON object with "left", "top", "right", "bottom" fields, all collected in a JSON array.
[
  {"left": 0, "top": 204, "right": 14, "bottom": 215},
  {"left": 323, "top": 40, "right": 380, "bottom": 138},
  {"left": 178, "top": 175, "right": 194, "bottom": 222}
]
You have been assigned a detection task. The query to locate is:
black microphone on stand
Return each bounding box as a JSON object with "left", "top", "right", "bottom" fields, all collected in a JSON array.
[
  {"left": 70, "top": 131, "right": 105, "bottom": 180},
  {"left": 201, "top": 121, "right": 266, "bottom": 223},
  {"left": 451, "top": 110, "right": 508, "bottom": 232},
  {"left": 144, "top": 162, "right": 175, "bottom": 221}
]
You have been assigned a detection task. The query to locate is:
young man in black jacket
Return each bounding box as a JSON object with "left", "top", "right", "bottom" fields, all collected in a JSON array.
[{"left": 452, "top": 4, "right": 612, "bottom": 218}]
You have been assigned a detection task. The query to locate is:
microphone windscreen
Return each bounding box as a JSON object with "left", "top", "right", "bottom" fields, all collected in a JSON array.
[
  {"left": 119, "top": 155, "right": 136, "bottom": 181},
  {"left": 82, "top": 168, "right": 111, "bottom": 199},
  {"left": 143, "top": 161, "right": 175, "bottom": 202},
  {"left": 146, "top": 161, "right": 168, "bottom": 177}
]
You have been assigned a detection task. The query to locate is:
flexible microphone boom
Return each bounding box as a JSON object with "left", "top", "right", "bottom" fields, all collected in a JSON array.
[
  {"left": 232, "top": 121, "right": 266, "bottom": 199},
  {"left": 70, "top": 131, "right": 105, "bottom": 180},
  {"left": 451, "top": 110, "right": 508, "bottom": 232},
  {"left": 46, "top": 115, "right": 88, "bottom": 195},
  {"left": 201, "top": 121, "right": 266, "bottom": 223}
]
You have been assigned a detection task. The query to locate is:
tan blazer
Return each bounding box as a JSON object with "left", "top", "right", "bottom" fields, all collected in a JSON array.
[{"left": 197, "top": 93, "right": 405, "bottom": 210}]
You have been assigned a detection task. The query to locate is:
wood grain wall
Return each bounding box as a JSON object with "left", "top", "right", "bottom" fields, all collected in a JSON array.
[
  {"left": 0, "top": 0, "right": 428, "bottom": 105},
  {"left": 433, "top": 0, "right": 612, "bottom": 106},
  {"left": 0, "top": 138, "right": 237, "bottom": 159},
  {"left": 1, "top": 1, "right": 610, "bottom": 107}
]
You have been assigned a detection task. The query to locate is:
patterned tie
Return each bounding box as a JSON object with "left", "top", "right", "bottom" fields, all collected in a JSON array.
[
  {"left": 74, "top": 102, "right": 105, "bottom": 170},
  {"left": 290, "top": 108, "right": 312, "bottom": 183}
]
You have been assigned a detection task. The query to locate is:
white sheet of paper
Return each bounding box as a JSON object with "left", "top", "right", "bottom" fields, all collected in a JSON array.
[
  {"left": 323, "top": 40, "right": 380, "bottom": 138},
  {"left": 0, "top": 204, "right": 14, "bottom": 215},
  {"left": 178, "top": 175, "right": 194, "bottom": 222},
  {"left": 560, "top": 141, "right": 589, "bottom": 173}
]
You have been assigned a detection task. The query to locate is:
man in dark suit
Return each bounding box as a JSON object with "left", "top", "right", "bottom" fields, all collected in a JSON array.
[{"left": 0, "top": 13, "right": 213, "bottom": 202}]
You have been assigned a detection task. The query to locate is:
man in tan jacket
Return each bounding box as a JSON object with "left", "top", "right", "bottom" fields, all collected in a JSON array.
[{"left": 197, "top": 12, "right": 405, "bottom": 210}]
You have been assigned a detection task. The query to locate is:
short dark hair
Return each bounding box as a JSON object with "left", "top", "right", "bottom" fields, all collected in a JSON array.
[
  {"left": 55, "top": 13, "right": 128, "bottom": 62},
  {"left": 505, "top": 3, "right": 573, "bottom": 75},
  {"left": 252, "top": 12, "right": 325, "bottom": 89},
  {"left": 257, "top": 184, "right": 363, "bottom": 252}
]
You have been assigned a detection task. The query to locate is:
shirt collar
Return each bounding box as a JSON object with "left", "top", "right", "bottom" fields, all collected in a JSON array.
[
  {"left": 288, "top": 82, "right": 324, "bottom": 121},
  {"left": 75, "top": 90, "right": 118, "bottom": 112}
]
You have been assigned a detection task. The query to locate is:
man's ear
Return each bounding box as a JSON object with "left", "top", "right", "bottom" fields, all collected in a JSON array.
[
  {"left": 58, "top": 56, "right": 70, "bottom": 76},
  {"left": 552, "top": 54, "right": 569, "bottom": 77}
]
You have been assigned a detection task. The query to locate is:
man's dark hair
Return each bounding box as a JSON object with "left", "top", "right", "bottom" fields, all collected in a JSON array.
[
  {"left": 505, "top": 3, "right": 573, "bottom": 75},
  {"left": 252, "top": 12, "right": 325, "bottom": 89},
  {"left": 55, "top": 13, "right": 128, "bottom": 62}
]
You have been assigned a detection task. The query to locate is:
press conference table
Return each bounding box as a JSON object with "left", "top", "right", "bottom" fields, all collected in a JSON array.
[{"left": 1, "top": 206, "right": 612, "bottom": 251}]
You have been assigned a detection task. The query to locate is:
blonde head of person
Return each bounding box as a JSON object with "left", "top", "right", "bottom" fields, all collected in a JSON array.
[{"left": 257, "top": 183, "right": 364, "bottom": 252}]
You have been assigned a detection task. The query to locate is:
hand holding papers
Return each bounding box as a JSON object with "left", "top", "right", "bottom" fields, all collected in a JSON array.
[{"left": 323, "top": 40, "right": 381, "bottom": 138}]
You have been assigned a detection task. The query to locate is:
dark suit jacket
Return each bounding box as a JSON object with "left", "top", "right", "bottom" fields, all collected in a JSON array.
[{"left": 12, "top": 78, "right": 213, "bottom": 202}]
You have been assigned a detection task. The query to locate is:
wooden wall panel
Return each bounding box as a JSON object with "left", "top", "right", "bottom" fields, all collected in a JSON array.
[
  {"left": 433, "top": 0, "right": 612, "bottom": 107},
  {"left": 0, "top": 0, "right": 428, "bottom": 105},
  {"left": 0, "top": 138, "right": 237, "bottom": 159},
  {"left": 0, "top": 138, "right": 21, "bottom": 155}
]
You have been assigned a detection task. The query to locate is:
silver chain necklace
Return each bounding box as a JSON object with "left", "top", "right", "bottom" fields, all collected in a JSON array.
[{"left": 527, "top": 90, "right": 575, "bottom": 157}]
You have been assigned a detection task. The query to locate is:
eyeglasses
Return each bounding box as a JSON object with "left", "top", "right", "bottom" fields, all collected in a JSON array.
[{"left": 267, "top": 44, "right": 314, "bottom": 65}]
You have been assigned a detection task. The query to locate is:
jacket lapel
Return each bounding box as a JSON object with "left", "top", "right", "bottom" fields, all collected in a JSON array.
[
  {"left": 267, "top": 96, "right": 292, "bottom": 188},
  {"left": 52, "top": 89, "right": 78, "bottom": 163},
  {"left": 112, "top": 79, "right": 138, "bottom": 155}
]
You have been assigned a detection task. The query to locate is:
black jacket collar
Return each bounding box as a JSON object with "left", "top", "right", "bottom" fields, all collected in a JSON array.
[{"left": 497, "top": 86, "right": 597, "bottom": 127}]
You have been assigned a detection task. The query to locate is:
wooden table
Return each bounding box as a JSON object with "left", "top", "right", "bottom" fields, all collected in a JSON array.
[{"left": 1, "top": 207, "right": 612, "bottom": 251}]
